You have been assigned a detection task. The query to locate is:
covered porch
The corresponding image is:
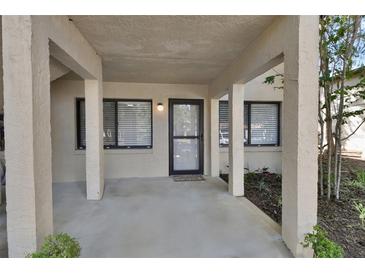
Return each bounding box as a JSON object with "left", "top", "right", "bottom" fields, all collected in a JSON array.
[
  {"left": 54, "top": 176, "right": 291, "bottom": 257},
  {"left": 1, "top": 176, "right": 291, "bottom": 257},
  {"left": 1, "top": 15, "right": 319, "bottom": 257}
]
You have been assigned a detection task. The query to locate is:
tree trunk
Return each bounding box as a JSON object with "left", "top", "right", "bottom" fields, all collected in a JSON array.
[
  {"left": 318, "top": 89, "right": 325, "bottom": 196},
  {"left": 327, "top": 139, "right": 332, "bottom": 200},
  {"left": 333, "top": 16, "right": 361, "bottom": 200}
]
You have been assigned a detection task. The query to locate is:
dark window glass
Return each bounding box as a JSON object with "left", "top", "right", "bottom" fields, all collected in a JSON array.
[{"left": 77, "top": 100, "right": 86, "bottom": 149}]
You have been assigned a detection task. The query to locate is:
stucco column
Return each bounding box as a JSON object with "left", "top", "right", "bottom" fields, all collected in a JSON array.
[
  {"left": 228, "top": 84, "right": 244, "bottom": 196},
  {"left": 2, "top": 16, "right": 53, "bottom": 257},
  {"left": 282, "top": 16, "right": 319, "bottom": 257},
  {"left": 210, "top": 98, "right": 220, "bottom": 177},
  {"left": 85, "top": 76, "right": 104, "bottom": 200}
]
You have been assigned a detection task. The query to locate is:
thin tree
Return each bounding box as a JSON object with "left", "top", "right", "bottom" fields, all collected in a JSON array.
[{"left": 265, "top": 15, "right": 365, "bottom": 200}]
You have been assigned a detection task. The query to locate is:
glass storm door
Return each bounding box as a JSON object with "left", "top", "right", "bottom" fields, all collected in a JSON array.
[{"left": 169, "top": 99, "right": 204, "bottom": 175}]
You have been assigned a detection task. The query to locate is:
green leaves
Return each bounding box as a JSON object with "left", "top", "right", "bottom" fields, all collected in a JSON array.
[
  {"left": 263, "top": 73, "right": 284, "bottom": 90},
  {"left": 27, "top": 233, "right": 81, "bottom": 258},
  {"left": 353, "top": 200, "right": 365, "bottom": 228},
  {"left": 302, "top": 225, "right": 344, "bottom": 258}
]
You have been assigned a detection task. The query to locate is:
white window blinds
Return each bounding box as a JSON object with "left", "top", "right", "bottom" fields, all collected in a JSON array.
[
  {"left": 218, "top": 101, "right": 279, "bottom": 146},
  {"left": 250, "top": 104, "right": 279, "bottom": 145},
  {"left": 117, "top": 101, "right": 152, "bottom": 147},
  {"left": 103, "top": 101, "right": 117, "bottom": 147},
  {"left": 219, "top": 101, "right": 229, "bottom": 145},
  {"left": 77, "top": 99, "right": 152, "bottom": 149}
]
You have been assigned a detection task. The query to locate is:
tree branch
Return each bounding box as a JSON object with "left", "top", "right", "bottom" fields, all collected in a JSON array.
[
  {"left": 319, "top": 118, "right": 365, "bottom": 150},
  {"left": 341, "top": 118, "right": 365, "bottom": 141}
]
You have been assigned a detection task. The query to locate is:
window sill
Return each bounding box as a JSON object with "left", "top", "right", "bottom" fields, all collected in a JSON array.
[
  {"left": 219, "top": 146, "right": 282, "bottom": 153},
  {"left": 73, "top": 148, "right": 154, "bottom": 155}
]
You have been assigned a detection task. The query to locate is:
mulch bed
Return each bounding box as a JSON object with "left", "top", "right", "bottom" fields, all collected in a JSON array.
[
  {"left": 220, "top": 158, "right": 365, "bottom": 258},
  {"left": 220, "top": 170, "right": 282, "bottom": 224}
]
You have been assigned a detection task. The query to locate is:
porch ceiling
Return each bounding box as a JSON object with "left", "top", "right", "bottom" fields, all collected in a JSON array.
[{"left": 68, "top": 16, "right": 275, "bottom": 84}]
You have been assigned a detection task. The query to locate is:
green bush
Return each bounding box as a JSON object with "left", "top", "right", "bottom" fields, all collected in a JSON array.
[
  {"left": 353, "top": 201, "right": 365, "bottom": 228},
  {"left": 347, "top": 169, "right": 365, "bottom": 189},
  {"left": 302, "top": 225, "right": 344, "bottom": 258},
  {"left": 28, "top": 233, "right": 81, "bottom": 258}
]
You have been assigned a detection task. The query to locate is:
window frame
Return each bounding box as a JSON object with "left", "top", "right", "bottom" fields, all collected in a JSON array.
[
  {"left": 219, "top": 100, "right": 281, "bottom": 147},
  {"left": 76, "top": 98, "right": 153, "bottom": 150}
]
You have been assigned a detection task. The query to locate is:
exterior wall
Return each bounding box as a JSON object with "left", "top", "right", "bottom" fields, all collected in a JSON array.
[
  {"left": 342, "top": 100, "right": 365, "bottom": 159},
  {"left": 219, "top": 64, "right": 283, "bottom": 174},
  {"left": 52, "top": 65, "right": 284, "bottom": 182},
  {"left": 51, "top": 80, "right": 210, "bottom": 182},
  {"left": 321, "top": 74, "right": 365, "bottom": 159},
  {"left": 2, "top": 15, "right": 104, "bottom": 257},
  {"left": 337, "top": 75, "right": 365, "bottom": 159}
]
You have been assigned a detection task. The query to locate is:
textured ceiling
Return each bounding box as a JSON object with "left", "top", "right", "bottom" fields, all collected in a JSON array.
[{"left": 69, "top": 16, "right": 275, "bottom": 84}]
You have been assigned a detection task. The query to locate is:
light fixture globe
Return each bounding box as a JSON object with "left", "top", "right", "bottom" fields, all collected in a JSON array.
[{"left": 157, "top": 103, "right": 164, "bottom": 112}]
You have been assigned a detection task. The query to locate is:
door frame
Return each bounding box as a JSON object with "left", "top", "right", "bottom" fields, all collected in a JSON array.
[{"left": 168, "top": 98, "right": 204, "bottom": 175}]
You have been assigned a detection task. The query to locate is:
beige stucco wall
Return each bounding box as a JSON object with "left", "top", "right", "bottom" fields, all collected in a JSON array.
[
  {"left": 320, "top": 74, "right": 365, "bottom": 159},
  {"left": 219, "top": 64, "right": 283, "bottom": 174},
  {"left": 336, "top": 75, "right": 365, "bottom": 159},
  {"left": 343, "top": 102, "right": 365, "bottom": 159},
  {"left": 51, "top": 65, "right": 284, "bottom": 182},
  {"left": 51, "top": 80, "right": 211, "bottom": 182}
]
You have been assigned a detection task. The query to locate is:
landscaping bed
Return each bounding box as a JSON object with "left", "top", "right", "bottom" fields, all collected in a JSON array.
[{"left": 220, "top": 158, "right": 365, "bottom": 258}]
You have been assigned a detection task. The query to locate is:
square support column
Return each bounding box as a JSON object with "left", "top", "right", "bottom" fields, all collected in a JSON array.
[
  {"left": 228, "top": 84, "right": 244, "bottom": 196},
  {"left": 3, "top": 16, "right": 53, "bottom": 257},
  {"left": 210, "top": 98, "right": 220, "bottom": 177},
  {"left": 85, "top": 77, "right": 104, "bottom": 200},
  {"left": 282, "top": 16, "right": 319, "bottom": 257}
]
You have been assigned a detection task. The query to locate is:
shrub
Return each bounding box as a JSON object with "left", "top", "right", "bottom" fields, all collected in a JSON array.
[
  {"left": 28, "top": 233, "right": 81, "bottom": 258},
  {"left": 353, "top": 201, "right": 365, "bottom": 228},
  {"left": 347, "top": 170, "right": 365, "bottom": 189},
  {"left": 302, "top": 225, "right": 344, "bottom": 258},
  {"left": 244, "top": 167, "right": 281, "bottom": 191}
]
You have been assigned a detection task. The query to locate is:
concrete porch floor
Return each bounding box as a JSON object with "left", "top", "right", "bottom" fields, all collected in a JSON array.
[{"left": 53, "top": 176, "right": 291, "bottom": 258}]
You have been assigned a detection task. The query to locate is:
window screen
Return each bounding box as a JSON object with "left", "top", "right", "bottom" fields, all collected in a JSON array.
[
  {"left": 244, "top": 105, "right": 249, "bottom": 144},
  {"left": 219, "top": 101, "right": 229, "bottom": 145},
  {"left": 250, "top": 103, "right": 279, "bottom": 145},
  {"left": 117, "top": 101, "right": 152, "bottom": 147},
  {"left": 103, "top": 101, "right": 117, "bottom": 148},
  {"left": 218, "top": 101, "right": 280, "bottom": 146},
  {"left": 76, "top": 99, "right": 152, "bottom": 149}
]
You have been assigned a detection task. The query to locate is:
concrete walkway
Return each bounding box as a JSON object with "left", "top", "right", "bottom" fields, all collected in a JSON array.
[{"left": 53, "top": 177, "right": 291, "bottom": 258}]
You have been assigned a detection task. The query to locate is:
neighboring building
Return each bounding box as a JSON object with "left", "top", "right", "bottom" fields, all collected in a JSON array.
[
  {"left": 340, "top": 69, "right": 365, "bottom": 159},
  {"left": 320, "top": 67, "right": 365, "bottom": 160},
  {"left": 0, "top": 16, "right": 319, "bottom": 258}
]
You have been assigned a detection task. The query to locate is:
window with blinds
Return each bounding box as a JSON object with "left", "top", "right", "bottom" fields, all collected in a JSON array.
[
  {"left": 218, "top": 101, "right": 280, "bottom": 146},
  {"left": 117, "top": 101, "right": 152, "bottom": 147},
  {"left": 103, "top": 101, "right": 117, "bottom": 148},
  {"left": 76, "top": 99, "right": 152, "bottom": 149},
  {"left": 250, "top": 104, "right": 279, "bottom": 145},
  {"left": 219, "top": 101, "right": 229, "bottom": 145}
]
